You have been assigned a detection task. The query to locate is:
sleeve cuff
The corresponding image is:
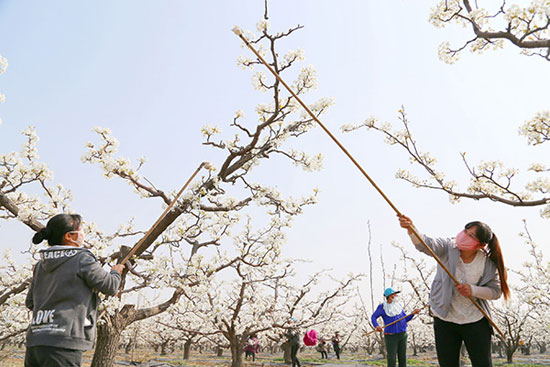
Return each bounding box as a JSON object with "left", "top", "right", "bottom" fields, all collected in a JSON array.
[
  {"left": 408, "top": 228, "right": 422, "bottom": 245},
  {"left": 470, "top": 284, "right": 498, "bottom": 299}
]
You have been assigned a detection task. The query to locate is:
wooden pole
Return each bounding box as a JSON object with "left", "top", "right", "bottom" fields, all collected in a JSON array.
[
  {"left": 232, "top": 26, "right": 505, "bottom": 340},
  {"left": 365, "top": 305, "right": 428, "bottom": 337},
  {"left": 120, "top": 162, "right": 208, "bottom": 265}
]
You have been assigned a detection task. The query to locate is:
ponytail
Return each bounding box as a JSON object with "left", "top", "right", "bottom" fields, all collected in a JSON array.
[
  {"left": 486, "top": 233, "right": 510, "bottom": 300},
  {"left": 32, "top": 227, "right": 50, "bottom": 244},
  {"left": 465, "top": 221, "right": 510, "bottom": 300}
]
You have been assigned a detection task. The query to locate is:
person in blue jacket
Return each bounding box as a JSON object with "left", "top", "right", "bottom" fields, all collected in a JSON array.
[{"left": 371, "top": 288, "right": 421, "bottom": 367}]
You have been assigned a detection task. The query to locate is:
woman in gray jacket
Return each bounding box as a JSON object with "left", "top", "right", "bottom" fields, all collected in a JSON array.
[
  {"left": 398, "top": 214, "right": 509, "bottom": 367},
  {"left": 25, "top": 214, "right": 124, "bottom": 367}
]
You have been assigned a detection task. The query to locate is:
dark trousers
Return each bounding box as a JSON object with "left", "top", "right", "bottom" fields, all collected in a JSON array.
[
  {"left": 384, "top": 332, "right": 407, "bottom": 367},
  {"left": 333, "top": 344, "right": 340, "bottom": 359},
  {"left": 320, "top": 350, "right": 328, "bottom": 359},
  {"left": 25, "top": 346, "right": 83, "bottom": 367},
  {"left": 290, "top": 343, "right": 300, "bottom": 367},
  {"left": 434, "top": 317, "right": 493, "bottom": 367}
]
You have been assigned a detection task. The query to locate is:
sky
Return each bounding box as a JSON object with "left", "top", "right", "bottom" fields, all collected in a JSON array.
[{"left": 1, "top": 0, "right": 549, "bottom": 305}]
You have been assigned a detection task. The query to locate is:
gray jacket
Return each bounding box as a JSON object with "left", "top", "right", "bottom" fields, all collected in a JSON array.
[
  {"left": 415, "top": 235, "right": 501, "bottom": 319},
  {"left": 25, "top": 246, "right": 121, "bottom": 350}
]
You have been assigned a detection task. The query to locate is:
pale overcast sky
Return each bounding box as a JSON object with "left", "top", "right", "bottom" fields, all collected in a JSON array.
[{"left": 1, "top": 0, "right": 549, "bottom": 302}]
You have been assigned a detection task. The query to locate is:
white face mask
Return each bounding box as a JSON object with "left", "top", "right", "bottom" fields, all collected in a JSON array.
[
  {"left": 383, "top": 299, "right": 403, "bottom": 317},
  {"left": 68, "top": 230, "right": 85, "bottom": 247}
]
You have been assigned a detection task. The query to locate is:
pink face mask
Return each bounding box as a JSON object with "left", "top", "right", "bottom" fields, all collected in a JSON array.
[{"left": 456, "top": 230, "right": 480, "bottom": 251}]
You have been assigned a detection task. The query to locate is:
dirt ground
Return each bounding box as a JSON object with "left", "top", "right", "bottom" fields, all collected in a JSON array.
[{"left": 2, "top": 348, "right": 550, "bottom": 366}]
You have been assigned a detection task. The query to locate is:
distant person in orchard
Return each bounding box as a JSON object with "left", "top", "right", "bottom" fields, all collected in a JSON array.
[
  {"left": 284, "top": 320, "right": 301, "bottom": 367},
  {"left": 371, "top": 288, "right": 421, "bottom": 367},
  {"left": 331, "top": 331, "right": 341, "bottom": 359},
  {"left": 398, "top": 214, "right": 510, "bottom": 367},
  {"left": 25, "top": 214, "right": 124, "bottom": 367},
  {"left": 244, "top": 334, "right": 259, "bottom": 361},
  {"left": 316, "top": 337, "right": 328, "bottom": 359}
]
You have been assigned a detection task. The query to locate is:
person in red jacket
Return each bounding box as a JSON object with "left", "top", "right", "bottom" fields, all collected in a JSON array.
[{"left": 244, "top": 334, "right": 259, "bottom": 361}]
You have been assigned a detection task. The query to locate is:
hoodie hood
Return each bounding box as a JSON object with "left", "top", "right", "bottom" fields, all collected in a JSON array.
[{"left": 39, "top": 246, "right": 85, "bottom": 273}]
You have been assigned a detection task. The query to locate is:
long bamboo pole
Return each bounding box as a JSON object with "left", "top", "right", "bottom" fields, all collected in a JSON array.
[
  {"left": 232, "top": 26, "right": 505, "bottom": 339},
  {"left": 120, "top": 162, "right": 209, "bottom": 265},
  {"left": 364, "top": 305, "right": 428, "bottom": 337}
]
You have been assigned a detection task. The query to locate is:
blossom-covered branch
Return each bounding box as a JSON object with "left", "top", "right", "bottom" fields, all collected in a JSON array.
[
  {"left": 342, "top": 107, "right": 550, "bottom": 217},
  {"left": 430, "top": 0, "right": 550, "bottom": 63}
]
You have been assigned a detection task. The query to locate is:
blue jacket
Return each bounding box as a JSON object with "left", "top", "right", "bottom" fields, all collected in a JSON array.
[{"left": 371, "top": 303, "right": 414, "bottom": 334}]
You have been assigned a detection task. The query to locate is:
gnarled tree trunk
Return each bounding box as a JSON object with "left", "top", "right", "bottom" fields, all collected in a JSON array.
[
  {"left": 91, "top": 290, "right": 182, "bottom": 367},
  {"left": 91, "top": 322, "right": 124, "bottom": 367},
  {"left": 183, "top": 340, "right": 192, "bottom": 359},
  {"left": 230, "top": 340, "right": 244, "bottom": 367}
]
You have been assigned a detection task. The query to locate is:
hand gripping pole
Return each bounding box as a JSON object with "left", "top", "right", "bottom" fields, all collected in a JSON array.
[{"left": 365, "top": 305, "right": 429, "bottom": 337}]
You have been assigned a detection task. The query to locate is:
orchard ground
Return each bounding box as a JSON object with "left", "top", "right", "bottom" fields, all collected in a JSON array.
[{"left": 2, "top": 348, "right": 550, "bottom": 367}]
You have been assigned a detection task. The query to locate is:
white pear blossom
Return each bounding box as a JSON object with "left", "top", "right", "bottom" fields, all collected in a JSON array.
[
  {"left": 256, "top": 19, "right": 270, "bottom": 32},
  {"left": 0, "top": 54, "right": 7, "bottom": 75},
  {"left": 0, "top": 54, "right": 7, "bottom": 124},
  {"left": 235, "top": 109, "right": 245, "bottom": 119},
  {"left": 438, "top": 41, "right": 459, "bottom": 64},
  {"left": 519, "top": 110, "right": 550, "bottom": 146},
  {"left": 200, "top": 124, "right": 221, "bottom": 137}
]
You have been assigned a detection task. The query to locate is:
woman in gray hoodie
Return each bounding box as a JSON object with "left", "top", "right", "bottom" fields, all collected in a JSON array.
[
  {"left": 25, "top": 214, "right": 124, "bottom": 367},
  {"left": 398, "top": 214, "right": 509, "bottom": 367}
]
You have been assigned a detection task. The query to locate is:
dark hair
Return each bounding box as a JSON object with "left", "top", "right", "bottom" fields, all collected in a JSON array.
[
  {"left": 32, "top": 214, "right": 82, "bottom": 246},
  {"left": 465, "top": 221, "right": 510, "bottom": 300}
]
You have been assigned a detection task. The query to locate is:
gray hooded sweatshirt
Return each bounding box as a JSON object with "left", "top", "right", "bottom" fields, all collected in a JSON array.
[{"left": 25, "top": 246, "right": 121, "bottom": 350}]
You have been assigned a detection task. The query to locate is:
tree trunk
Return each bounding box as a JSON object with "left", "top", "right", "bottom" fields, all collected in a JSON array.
[
  {"left": 230, "top": 341, "right": 244, "bottom": 367},
  {"left": 91, "top": 323, "right": 123, "bottom": 367},
  {"left": 506, "top": 347, "right": 514, "bottom": 363},
  {"left": 124, "top": 339, "right": 133, "bottom": 354},
  {"left": 184, "top": 340, "right": 192, "bottom": 359},
  {"left": 497, "top": 341, "right": 503, "bottom": 358},
  {"left": 217, "top": 345, "right": 224, "bottom": 357},
  {"left": 281, "top": 341, "right": 292, "bottom": 364}
]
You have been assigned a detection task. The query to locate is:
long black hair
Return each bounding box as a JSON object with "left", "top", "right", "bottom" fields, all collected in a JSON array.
[
  {"left": 465, "top": 221, "right": 510, "bottom": 300},
  {"left": 32, "top": 214, "right": 82, "bottom": 246}
]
